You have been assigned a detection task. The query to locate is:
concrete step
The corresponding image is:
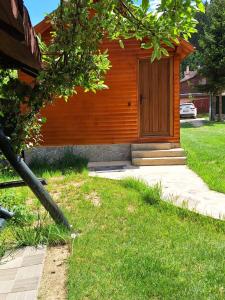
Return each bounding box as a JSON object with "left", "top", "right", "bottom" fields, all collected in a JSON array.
[
  {"left": 131, "top": 143, "right": 172, "bottom": 151},
  {"left": 132, "top": 157, "right": 186, "bottom": 166},
  {"left": 132, "top": 148, "right": 185, "bottom": 158}
]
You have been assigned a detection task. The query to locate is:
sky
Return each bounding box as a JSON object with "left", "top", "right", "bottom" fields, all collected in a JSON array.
[
  {"left": 24, "top": 0, "right": 158, "bottom": 26},
  {"left": 24, "top": 0, "right": 60, "bottom": 25}
]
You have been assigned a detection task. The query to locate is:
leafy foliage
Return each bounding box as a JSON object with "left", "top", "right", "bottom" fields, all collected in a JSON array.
[
  {"left": 198, "top": 0, "right": 225, "bottom": 94},
  {"left": 181, "top": 3, "right": 209, "bottom": 76},
  {"left": 0, "top": 70, "right": 43, "bottom": 153},
  {"left": 182, "top": 0, "right": 225, "bottom": 95},
  {"left": 0, "top": 0, "right": 204, "bottom": 152}
]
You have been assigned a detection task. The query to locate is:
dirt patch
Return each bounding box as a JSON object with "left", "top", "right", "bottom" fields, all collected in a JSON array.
[
  {"left": 69, "top": 181, "right": 84, "bottom": 189},
  {"left": 50, "top": 190, "right": 62, "bottom": 201},
  {"left": 127, "top": 205, "right": 136, "bottom": 213},
  {"left": 85, "top": 191, "right": 101, "bottom": 207},
  {"left": 51, "top": 181, "right": 84, "bottom": 194},
  {"left": 38, "top": 245, "right": 69, "bottom": 300},
  {"left": 49, "top": 176, "right": 65, "bottom": 183}
]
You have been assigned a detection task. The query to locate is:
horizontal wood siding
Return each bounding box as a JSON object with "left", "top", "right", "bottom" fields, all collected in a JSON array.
[
  {"left": 41, "top": 40, "right": 139, "bottom": 145},
  {"left": 30, "top": 38, "right": 181, "bottom": 145},
  {"left": 173, "top": 55, "right": 181, "bottom": 142}
]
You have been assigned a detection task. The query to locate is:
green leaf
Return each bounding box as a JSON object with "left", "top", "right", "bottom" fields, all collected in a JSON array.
[
  {"left": 141, "top": 0, "right": 149, "bottom": 12},
  {"left": 119, "top": 39, "right": 124, "bottom": 49},
  {"left": 141, "top": 41, "right": 153, "bottom": 49},
  {"left": 41, "top": 117, "right": 47, "bottom": 124},
  {"left": 162, "top": 38, "right": 174, "bottom": 48},
  {"left": 197, "top": 2, "right": 205, "bottom": 13},
  {"left": 173, "top": 37, "right": 180, "bottom": 45},
  {"left": 151, "top": 50, "right": 157, "bottom": 63},
  {"left": 161, "top": 48, "right": 169, "bottom": 57}
]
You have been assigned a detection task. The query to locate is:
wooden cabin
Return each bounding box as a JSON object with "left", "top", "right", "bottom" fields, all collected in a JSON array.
[{"left": 23, "top": 18, "right": 194, "bottom": 166}]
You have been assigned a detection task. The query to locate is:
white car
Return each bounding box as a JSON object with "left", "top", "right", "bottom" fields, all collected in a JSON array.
[{"left": 180, "top": 103, "right": 197, "bottom": 118}]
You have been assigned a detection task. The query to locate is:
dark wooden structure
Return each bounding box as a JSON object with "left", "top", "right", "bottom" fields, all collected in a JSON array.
[{"left": 0, "top": 0, "right": 41, "bottom": 76}]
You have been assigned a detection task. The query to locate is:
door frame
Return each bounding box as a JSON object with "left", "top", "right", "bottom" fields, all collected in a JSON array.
[{"left": 137, "top": 56, "right": 174, "bottom": 141}]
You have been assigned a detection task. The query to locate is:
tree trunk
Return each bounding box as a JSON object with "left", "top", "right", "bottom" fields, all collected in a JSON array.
[
  {"left": 209, "top": 94, "right": 213, "bottom": 121},
  {"left": 218, "top": 94, "right": 223, "bottom": 121},
  {"left": 0, "top": 128, "right": 70, "bottom": 229},
  {"left": 210, "top": 94, "right": 216, "bottom": 121}
]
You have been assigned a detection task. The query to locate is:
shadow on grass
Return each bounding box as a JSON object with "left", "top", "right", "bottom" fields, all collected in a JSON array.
[
  {"left": 200, "top": 121, "right": 225, "bottom": 127},
  {"left": 0, "top": 151, "right": 88, "bottom": 180},
  {"left": 29, "top": 151, "right": 88, "bottom": 177},
  {"left": 181, "top": 120, "right": 225, "bottom": 129},
  {"left": 180, "top": 123, "right": 195, "bottom": 129}
]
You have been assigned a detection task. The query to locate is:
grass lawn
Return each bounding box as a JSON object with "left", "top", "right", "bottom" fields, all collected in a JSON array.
[
  {"left": 1, "top": 154, "right": 225, "bottom": 299},
  {"left": 181, "top": 121, "right": 225, "bottom": 194}
]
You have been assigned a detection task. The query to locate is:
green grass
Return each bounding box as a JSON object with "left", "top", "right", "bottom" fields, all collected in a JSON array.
[
  {"left": 197, "top": 113, "right": 209, "bottom": 120},
  {"left": 65, "top": 176, "right": 225, "bottom": 300},
  {"left": 181, "top": 121, "right": 225, "bottom": 193},
  {"left": 0, "top": 152, "right": 87, "bottom": 256},
  {"left": 1, "top": 153, "right": 225, "bottom": 299}
]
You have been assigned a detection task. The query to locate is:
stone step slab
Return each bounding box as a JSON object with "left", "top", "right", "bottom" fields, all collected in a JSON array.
[
  {"left": 132, "top": 157, "right": 186, "bottom": 166},
  {"left": 132, "top": 148, "right": 185, "bottom": 158},
  {"left": 131, "top": 143, "right": 172, "bottom": 151}
]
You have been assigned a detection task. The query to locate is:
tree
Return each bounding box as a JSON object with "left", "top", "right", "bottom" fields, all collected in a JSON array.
[
  {"left": 199, "top": 0, "right": 225, "bottom": 120},
  {"left": 181, "top": 1, "right": 209, "bottom": 76},
  {"left": 0, "top": 0, "right": 205, "bottom": 152}
]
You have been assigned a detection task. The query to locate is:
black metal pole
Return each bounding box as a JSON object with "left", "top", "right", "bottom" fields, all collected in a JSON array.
[
  {"left": 0, "top": 178, "right": 47, "bottom": 189},
  {"left": 0, "top": 128, "right": 70, "bottom": 229}
]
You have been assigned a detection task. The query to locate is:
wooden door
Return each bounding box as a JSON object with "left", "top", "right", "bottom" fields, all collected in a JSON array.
[{"left": 139, "top": 58, "right": 172, "bottom": 137}]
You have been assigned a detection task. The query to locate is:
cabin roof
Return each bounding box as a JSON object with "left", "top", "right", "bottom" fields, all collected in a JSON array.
[{"left": 0, "top": 0, "right": 41, "bottom": 76}]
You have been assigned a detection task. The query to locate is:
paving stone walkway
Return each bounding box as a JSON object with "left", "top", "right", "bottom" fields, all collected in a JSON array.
[
  {"left": 89, "top": 162, "right": 225, "bottom": 220},
  {"left": 0, "top": 246, "right": 46, "bottom": 300}
]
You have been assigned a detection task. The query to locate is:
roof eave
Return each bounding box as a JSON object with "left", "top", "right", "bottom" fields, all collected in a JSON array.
[{"left": 178, "top": 39, "right": 195, "bottom": 60}]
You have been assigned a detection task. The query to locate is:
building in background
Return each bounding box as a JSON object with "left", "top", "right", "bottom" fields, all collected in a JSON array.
[{"left": 180, "top": 66, "right": 209, "bottom": 114}]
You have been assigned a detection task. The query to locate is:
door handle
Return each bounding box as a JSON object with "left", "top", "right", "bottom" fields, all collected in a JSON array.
[{"left": 140, "top": 95, "right": 144, "bottom": 105}]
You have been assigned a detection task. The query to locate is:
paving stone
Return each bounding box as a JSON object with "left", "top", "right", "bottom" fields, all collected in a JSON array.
[
  {"left": 0, "top": 246, "right": 46, "bottom": 300},
  {"left": 0, "top": 249, "right": 27, "bottom": 271},
  {"left": 21, "top": 254, "right": 45, "bottom": 267},
  {"left": 15, "top": 265, "right": 43, "bottom": 280},
  {"left": 22, "top": 247, "right": 46, "bottom": 258},
  {"left": 12, "top": 277, "right": 39, "bottom": 293},
  {"left": 0, "top": 268, "right": 17, "bottom": 281},
  {"left": 0, "top": 257, "right": 23, "bottom": 271},
  {"left": 0, "top": 281, "right": 14, "bottom": 294},
  {"left": 6, "top": 290, "right": 37, "bottom": 300}
]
